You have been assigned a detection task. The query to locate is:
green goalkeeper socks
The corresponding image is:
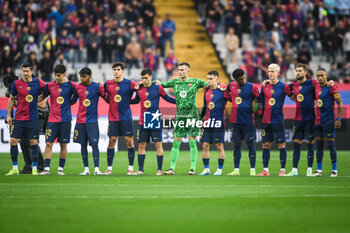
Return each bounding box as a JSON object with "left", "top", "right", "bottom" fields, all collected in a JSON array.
[
  {"left": 189, "top": 139, "right": 198, "bottom": 171},
  {"left": 170, "top": 140, "right": 181, "bottom": 170}
]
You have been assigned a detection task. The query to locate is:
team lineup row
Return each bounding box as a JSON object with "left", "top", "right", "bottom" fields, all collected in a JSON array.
[{"left": 5, "top": 61, "right": 343, "bottom": 177}]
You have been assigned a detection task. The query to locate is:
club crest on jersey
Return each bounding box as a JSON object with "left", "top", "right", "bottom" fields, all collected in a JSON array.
[
  {"left": 57, "top": 96, "right": 64, "bottom": 104},
  {"left": 180, "top": 91, "right": 187, "bottom": 98},
  {"left": 145, "top": 92, "right": 149, "bottom": 97},
  {"left": 85, "top": 91, "right": 89, "bottom": 96},
  {"left": 235, "top": 97, "right": 242, "bottom": 105},
  {"left": 208, "top": 102, "right": 215, "bottom": 110},
  {"left": 58, "top": 88, "right": 62, "bottom": 93},
  {"left": 237, "top": 89, "right": 241, "bottom": 94},
  {"left": 269, "top": 98, "right": 276, "bottom": 106},
  {"left": 298, "top": 86, "right": 302, "bottom": 90},
  {"left": 26, "top": 86, "right": 31, "bottom": 91},
  {"left": 116, "top": 86, "right": 120, "bottom": 91},
  {"left": 271, "top": 89, "right": 274, "bottom": 94},
  {"left": 83, "top": 99, "right": 90, "bottom": 107},
  {"left": 210, "top": 94, "right": 214, "bottom": 98},
  {"left": 188, "top": 83, "right": 192, "bottom": 87},
  {"left": 317, "top": 99, "right": 323, "bottom": 107},
  {"left": 25, "top": 95, "right": 33, "bottom": 102},
  {"left": 297, "top": 94, "right": 304, "bottom": 102},
  {"left": 319, "top": 91, "right": 322, "bottom": 95},
  {"left": 144, "top": 100, "right": 151, "bottom": 108},
  {"left": 114, "top": 94, "right": 122, "bottom": 102}
]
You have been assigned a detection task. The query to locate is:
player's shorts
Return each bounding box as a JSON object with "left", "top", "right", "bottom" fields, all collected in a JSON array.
[
  {"left": 10, "top": 120, "right": 39, "bottom": 140},
  {"left": 292, "top": 120, "right": 314, "bottom": 141},
  {"left": 314, "top": 123, "right": 335, "bottom": 139},
  {"left": 231, "top": 123, "right": 256, "bottom": 143},
  {"left": 200, "top": 127, "right": 225, "bottom": 144},
  {"left": 108, "top": 120, "right": 134, "bottom": 137},
  {"left": 261, "top": 124, "right": 286, "bottom": 144},
  {"left": 73, "top": 123, "right": 99, "bottom": 145},
  {"left": 45, "top": 122, "right": 71, "bottom": 143},
  {"left": 137, "top": 125, "right": 162, "bottom": 143},
  {"left": 173, "top": 117, "right": 200, "bottom": 138}
]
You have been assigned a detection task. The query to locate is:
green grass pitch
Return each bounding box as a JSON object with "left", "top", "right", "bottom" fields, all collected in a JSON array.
[{"left": 1, "top": 150, "right": 350, "bottom": 233}]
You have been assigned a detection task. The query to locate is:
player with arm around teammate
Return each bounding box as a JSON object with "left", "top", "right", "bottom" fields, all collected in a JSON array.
[
  {"left": 312, "top": 68, "right": 343, "bottom": 177},
  {"left": 199, "top": 70, "right": 228, "bottom": 176},
  {"left": 131, "top": 68, "right": 176, "bottom": 175}
]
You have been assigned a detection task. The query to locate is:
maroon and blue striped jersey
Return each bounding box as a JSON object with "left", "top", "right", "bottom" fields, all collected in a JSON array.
[
  {"left": 201, "top": 87, "right": 227, "bottom": 127},
  {"left": 11, "top": 78, "right": 46, "bottom": 121},
  {"left": 259, "top": 82, "right": 292, "bottom": 124},
  {"left": 315, "top": 84, "right": 340, "bottom": 125},
  {"left": 104, "top": 78, "right": 136, "bottom": 121},
  {"left": 43, "top": 81, "right": 76, "bottom": 122},
  {"left": 225, "top": 81, "right": 260, "bottom": 124},
  {"left": 73, "top": 82, "right": 106, "bottom": 123}
]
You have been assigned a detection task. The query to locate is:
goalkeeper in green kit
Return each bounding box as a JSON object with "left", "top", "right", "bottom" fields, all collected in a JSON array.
[{"left": 155, "top": 62, "right": 207, "bottom": 175}]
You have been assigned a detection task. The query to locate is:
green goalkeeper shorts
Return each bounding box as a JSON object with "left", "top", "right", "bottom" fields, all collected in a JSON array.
[{"left": 173, "top": 117, "right": 200, "bottom": 138}]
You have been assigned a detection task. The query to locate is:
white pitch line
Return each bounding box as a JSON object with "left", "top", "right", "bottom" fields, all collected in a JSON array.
[
  {"left": 1, "top": 194, "right": 350, "bottom": 199},
  {"left": 0, "top": 183, "right": 349, "bottom": 189}
]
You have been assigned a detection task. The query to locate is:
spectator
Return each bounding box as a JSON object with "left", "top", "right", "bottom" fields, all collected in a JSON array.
[
  {"left": 72, "top": 30, "right": 85, "bottom": 64},
  {"left": 102, "top": 27, "right": 114, "bottom": 63},
  {"left": 164, "top": 49, "right": 177, "bottom": 80},
  {"left": 39, "top": 51, "right": 54, "bottom": 82},
  {"left": 153, "top": 18, "right": 164, "bottom": 57},
  {"left": 54, "top": 53, "right": 69, "bottom": 68},
  {"left": 142, "top": 29, "right": 155, "bottom": 50},
  {"left": 252, "top": 8, "right": 264, "bottom": 46},
  {"left": 140, "top": 0, "right": 156, "bottom": 29},
  {"left": 263, "top": 8, "right": 276, "bottom": 32},
  {"left": 233, "top": 15, "right": 243, "bottom": 47},
  {"left": 322, "top": 27, "right": 337, "bottom": 63},
  {"left": 344, "top": 28, "right": 350, "bottom": 62},
  {"left": 338, "top": 62, "right": 350, "bottom": 83},
  {"left": 299, "top": 0, "right": 314, "bottom": 19},
  {"left": 285, "top": 63, "right": 297, "bottom": 82},
  {"left": 66, "top": 0, "right": 78, "bottom": 14},
  {"left": 143, "top": 47, "right": 160, "bottom": 79},
  {"left": 324, "top": 0, "right": 337, "bottom": 25},
  {"left": 23, "top": 36, "right": 39, "bottom": 58},
  {"left": 125, "top": 36, "right": 142, "bottom": 74},
  {"left": 115, "top": 27, "right": 128, "bottom": 62},
  {"left": 255, "top": 39, "right": 267, "bottom": 59},
  {"left": 288, "top": 19, "right": 303, "bottom": 50},
  {"left": 281, "top": 41, "right": 295, "bottom": 66},
  {"left": 297, "top": 44, "right": 312, "bottom": 65},
  {"left": 225, "top": 27, "right": 239, "bottom": 64},
  {"left": 49, "top": 6, "right": 66, "bottom": 29},
  {"left": 336, "top": 0, "right": 350, "bottom": 20},
  {"left": 57, "top": 28, "right": 72, "bottom": 62},
  {"left": 42, "top": 30, "right": 57, "bottom": 59},
  {"left": 0, "top": 46, "right": 15, "bottom": 75},
  {"left": 336, "top": 20, "right": 347, "bottom": 56},
  {"left": 304, "top": 18, "right": 318, "bottom": 55},
  {"left": 27, "top": 52, "right": 40, "bottom": 77},
  {"left": 162, "top": 14, "right": 176, "bottom": 54},
  {"left": 85, "top": 27, "right": 100, "bottom": 63},
  {"left": 328, "top": 63, "right": 339, "bottom": 81}
]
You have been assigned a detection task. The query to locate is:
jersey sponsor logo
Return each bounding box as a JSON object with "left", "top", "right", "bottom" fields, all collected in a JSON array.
[
  {"left": 180, "top": 91, "right": 187, "bottom": 98},
  {"left": 235, "top": 97, "right": 242, "bottom": 105},
  {"left": 269, "top": 98, "right": 276, "bottom": 106},
  {"left": 208, "top": 102, "right": 215, "bottom": 110},
  {"left": 83, "top": 99, "right": 91, "bottom": 107},
  {"left": 58, "top": 88, "right": 62, "bottom": 93},
  {"left": 114, "top": 94, "right": 122, "bottom": 102},
  {"left": 57, "top": 96, "right": 64, "bottom": 104},
  {"left": 144, "top": 100, "right": 151, "bottom": 108},
  {"left": 297, "top": 94, "right": 304, "bottom": 102},
  {"left": 317, "top": 99, "right": 323, "bottom": 107},
  {"left": 27, "top": 86, "right": 31, "bottom": 91},
  {"left": 25, "top": 94, "right": 33, "bottom": 102}
]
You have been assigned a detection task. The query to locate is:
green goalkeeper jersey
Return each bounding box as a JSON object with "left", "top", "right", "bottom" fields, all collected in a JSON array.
[{"left": 161, "top": 78, "right": 207, "bottom": 119}]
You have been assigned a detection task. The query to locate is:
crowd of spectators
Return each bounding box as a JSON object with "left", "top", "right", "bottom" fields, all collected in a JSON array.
[
  {"left": 0, "top": 0, "right": 178, "bottom": 82},
  {"left": 196, "top": 0, "right": 350, "bottom": 83}
]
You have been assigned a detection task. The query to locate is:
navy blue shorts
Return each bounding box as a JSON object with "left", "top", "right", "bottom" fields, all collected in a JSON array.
[
  {"left": 10, "top": 120, "right": 39, "bottom": 140},
  {"left": 108, "top": 120, "right": 134, "bottom": 137},
  {"left": 314, "top": 123, "right": 335, "bottom": 139},
  {"left": 73, "top": 123, "right": 99, "bottom": 145},
  {"left": 137, "top": 125, "right": 162, "bottom": 143},
  {"left": 292, "top": 120, "right": 314, "bottom": 141},
  {"left": 45, "top": 122, "right": 71, "bottom": 143},
  {"left": 231, "top": 123, "right": 256, "bottom": 142},
  {"left": 200, "top": 128, "right": 225, "bottom": 144},
  {"left": 261, "top": 124, "right": 286, "bottom": 144}
]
